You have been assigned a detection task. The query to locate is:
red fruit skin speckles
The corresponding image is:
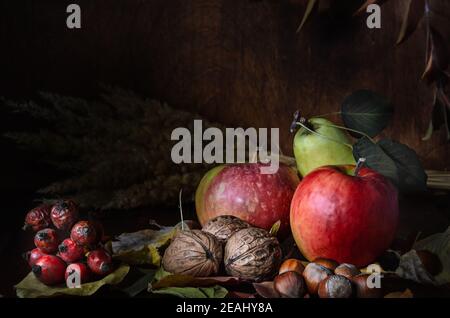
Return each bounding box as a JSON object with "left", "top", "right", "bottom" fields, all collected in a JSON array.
[
  {"left": 65, "top": 263, "right": 91, "bottom": 286},
  {"left": 58, "top": 238, "right": 85, "bottom": 263},
  {"left": 290, "top": 166, "right": 399, "bottom": 267},
  {"left": 196, "top": 163, "right": 299, "bottom": 237},
  {"left": 34, "top": 228, "right": 60, "bottom": 253},
  {"left": 32, "top": 255, "right": 67, "bottom": 285},
  {"left": 51, "top": 200, "right": 79, "bottom": 230},
  {"left": 24, "top": 248, "right": 47, "bottom": 267},
  {"left": 24, "top": 204, "right": 52, "bottom": 232},
  {"left": 87, "top": 249, "right": 113, "bottom": 276},
  {"left": 70, "top": 221, "right": 98, "bottom": 247}
]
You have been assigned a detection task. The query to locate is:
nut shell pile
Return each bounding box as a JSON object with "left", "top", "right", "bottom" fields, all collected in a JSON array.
[
  {"left": 202, "top": 215, "right": 250, "bottom": 242},
  {"left": 224, "top": 227, "right": 282, "bottom": 281},
  {"left": 162, "top": 230, "right": 223, "bottom": 277}
]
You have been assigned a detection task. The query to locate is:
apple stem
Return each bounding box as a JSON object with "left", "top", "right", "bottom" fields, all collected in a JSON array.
[
  {"left": 354, "top": 158, "right": 366, "bottom": 176},
  {"left": 319, "top": 123, "right": 376, "bottom": 144},
  {"left": 292, "top": 119, "right": 354, "bottom": 149}
]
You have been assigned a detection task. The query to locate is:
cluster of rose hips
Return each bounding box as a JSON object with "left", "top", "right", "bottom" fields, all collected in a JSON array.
[{"left": 23, "top": 200, "right": 114, "bottom": 286}]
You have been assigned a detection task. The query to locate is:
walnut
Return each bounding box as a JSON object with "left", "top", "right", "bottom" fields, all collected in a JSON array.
[
  {"left": 162, "top": 230, "right": 223, "bottom": 277},
  {"left": 202, "top": 215, "right": 250, "bottom": 242},
  {"left": 224, "top": 227, "right": 282, "bottom": 281}
]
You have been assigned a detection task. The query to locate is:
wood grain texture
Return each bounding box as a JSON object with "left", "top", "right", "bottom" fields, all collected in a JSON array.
[{"left": 1, "top": 0, "right": 449, "bottom": 169}]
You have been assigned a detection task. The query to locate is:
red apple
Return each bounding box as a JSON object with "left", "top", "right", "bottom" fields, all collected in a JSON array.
[
  {"left": 196, "top": 163, "right": 299, "bottom": 236},
  {"left": 290, "top": 165, "right": 399, "bottom": 267}
]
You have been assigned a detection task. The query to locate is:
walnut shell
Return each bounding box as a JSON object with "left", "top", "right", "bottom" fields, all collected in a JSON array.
[
  {"left": 224, "top": 227, "right": 282, "bottom": 281},
  {"left": 162, "top": 230, "right": 223, "bottom": 277},
  {"left": 202, "top": 215, "right": 250, "bottom": 242}
]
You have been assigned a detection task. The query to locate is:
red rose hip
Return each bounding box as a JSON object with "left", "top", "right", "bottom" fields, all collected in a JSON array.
[
  {"left": 24, "top": 204, "right": 52, "bottom": 232},
  {"left": 32, "top": 255, "right": 67, "bottom": 285},
  {"left": 34, "top": 228, "right": 60, "bottom": 253},
  {"left": 24, "top": 248, "right": 47, "bottom": 267},
  {"left": 65, "top": 263, "right": 91, "bottom": 286},
  {"left": 70, "top": 221, "right": 98, "bottom": 247},
  {"left": 51, "top": 200, "right": 79, "bottom": 230},
  {"left": 58, "top": 238, "right": 85, "bottom": 263},
  {"left": 87, "top": 249, "right": 113, "bottom": 276}
]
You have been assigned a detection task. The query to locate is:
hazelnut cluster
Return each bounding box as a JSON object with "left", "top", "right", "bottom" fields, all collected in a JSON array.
[
  {"left": 271, "top": 257, "right": 384, "bottom": 298},
  {"left": 162, "top": 215, "right": 282, "bottom": 281}
]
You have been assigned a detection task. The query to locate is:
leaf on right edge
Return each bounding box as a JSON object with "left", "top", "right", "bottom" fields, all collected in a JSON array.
[
  {"left": 353, "top": 138, "right": 427, "bottom": 192},
  {"left": 296, "top": 0, "right": 317, "bottom": 33},
  {"left": 396, "top": 0, "right": 425, "bottom": 45},
  {"left": 422, "top": 88, "right": 450, "bottom": 141},
  {"left": 395, "top": 250, "right": 436, "bottom": 285},
  {"left": 341, "top": 89, "right": 393, "bottom": 138},
  {"left": 414, "top": 226, "right": 450, "bottom": 285},
  {"left": 422, "top": 27, "right": 449, "bottom": 85}
]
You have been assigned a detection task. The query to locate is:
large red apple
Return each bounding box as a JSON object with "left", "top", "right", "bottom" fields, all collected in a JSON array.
[
  {"left": 196, "top": 163, "right": 300, "bottom": 236},
  {"left": 290, "top": 165, "right": 399, "bottom": 267}
]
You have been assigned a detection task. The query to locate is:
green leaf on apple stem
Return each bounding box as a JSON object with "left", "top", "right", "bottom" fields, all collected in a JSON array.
[
  {"left": 341, "top": 90, "right": 393, "bottom": 138},
  {"left": 353, "top": 137, "right": 427, "bottom": 193}
]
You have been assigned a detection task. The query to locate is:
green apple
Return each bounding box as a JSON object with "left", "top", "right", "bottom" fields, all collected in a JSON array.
[{"left": 293, "top": 117, "right": 355, "bottom": 176}]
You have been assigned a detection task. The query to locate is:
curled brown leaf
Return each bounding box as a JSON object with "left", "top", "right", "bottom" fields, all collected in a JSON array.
[{"left": 396, "top": 0, "right": 425, "bottom": 45}]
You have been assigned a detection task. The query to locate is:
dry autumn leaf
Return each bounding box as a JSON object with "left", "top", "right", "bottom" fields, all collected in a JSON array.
[
  {"left": 396, "top": 0, "right": 425, "bottom": 45},
  {"left": 15, "top": 265, "right": 130, "bottom": 298},
  {"left": 296, "top": 0, "right": 317, "bottom": 33},
  {"left": 414, "top": 227, "right": 450, "bottom": 285},
  {"left": 395, "top": 250, "right": 436, "bottom": 285},
  {"left": 384, "top": 288, "right": 414, "bottom": 298},
  {"left": 422, "top": 27, "right": 449, "bottom": 85},
  {"left": 353, "top": 0, "right": 388, "bottom": 17}
]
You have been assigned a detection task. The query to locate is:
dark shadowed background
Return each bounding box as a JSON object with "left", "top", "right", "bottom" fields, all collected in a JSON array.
[{"left": 0, "top": 0, "right": 449, "bottom": 296}]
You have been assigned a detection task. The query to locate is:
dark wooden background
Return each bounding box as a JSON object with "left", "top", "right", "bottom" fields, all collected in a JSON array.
[
  {"left": 0, "top": 0, "right": 449, "bottom": 297},
  {"left": 1, "top": 0, "right": 450, "bottom": 169}
]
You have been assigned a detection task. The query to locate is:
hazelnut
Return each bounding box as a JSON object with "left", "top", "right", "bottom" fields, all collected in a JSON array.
[
  {"left": 274, "top": 271, "right": 307, "bottom": 298},
  {"left": 162, "top": 230, "right": 222, "bottom": 277},
  {"left": 334, "top": 263, "right": 361, "bottom": 279},
  {"left": 279, "top": 259, "right": 305, "bottom": 275},
  {"left": 318, "top": 275, "right": 353, "bottom": 298},
  {"left": 302, "top": 262, "right": 332, "bottom": 295},
  {"left": 416, "top": 250, "right": 442, "bottom": 276},
  {"left": 312, "top": 257, "right": 339, "bottom": 271},
  {"left": 202, "top": 215, "right": 250, "bottom": 242},
  {"left": 351, "top": 274, "right": 383, "bottom": 298},
  {"left": 224, "top": 227, "right": 282, "bottom": 281}
]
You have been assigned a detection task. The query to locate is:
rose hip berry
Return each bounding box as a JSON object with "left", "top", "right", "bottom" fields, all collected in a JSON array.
[
  {"left": 23, "top": 248, "right": 47, "bottom": 267},
  {"left": 65, "top": 263, "right": 91, "bottom": 286},
  {"left": 58, "top": 238, "right": 85, "bottom": 263},
  {"left": 70, "top": 221, "right": 97, "bottom": 247},
  {"left": 23, "top": 204, "right": 52, "bottom": 232},
  {"left": 87, "top": 249, "right": 113, "bottom": 276},
  {"left": 34, "top": 228, "right": 60, "bottom": 253},
  {"left": 51, "top": 200, "right": 79, "bottom": 230},
  {"left": 32, "top": 255, "right": 67, "bottom": 285}
]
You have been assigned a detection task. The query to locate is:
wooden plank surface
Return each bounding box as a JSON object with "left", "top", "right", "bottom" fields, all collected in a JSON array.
[{"left": 1, "top": 0, "right": 449, "bottom": 170}]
